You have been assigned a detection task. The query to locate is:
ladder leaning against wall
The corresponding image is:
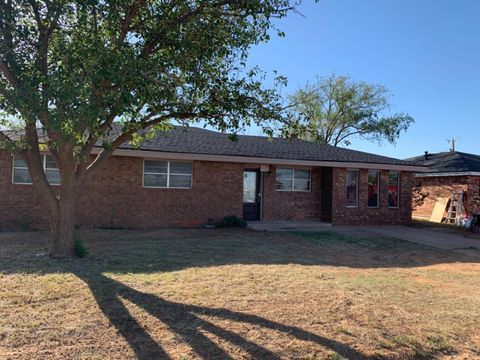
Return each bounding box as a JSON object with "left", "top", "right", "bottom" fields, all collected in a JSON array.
[{"left": 445, "top": 191, "right": 464, "bottom": 225}]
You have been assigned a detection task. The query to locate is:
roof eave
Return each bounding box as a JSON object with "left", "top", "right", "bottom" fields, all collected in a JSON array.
[
  {"left": 415, "top": 171, "right": 480, "bottom": 177},
  {"left": 92, "top": 147, "right": 426, "bottom": 172}
]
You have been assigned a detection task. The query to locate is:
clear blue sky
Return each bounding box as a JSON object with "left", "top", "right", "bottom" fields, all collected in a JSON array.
[{"left": 242, "top": 0, "right": 480, "bottom": 159}]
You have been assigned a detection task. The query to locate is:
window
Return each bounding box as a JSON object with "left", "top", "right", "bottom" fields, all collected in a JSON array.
[
  {"left": 346, "top": 170, "right": 358, "bottom": 207},
  {"left": 368, "top": 170, "right": 380, "bottom": 207},
  {"left": 143, "top": 160, "right": 192, "bottom": 188},
  {"left": 275, "top": 168, "right": 311, "bottom": 191},
  {"left": 44, "top": 155, "right": 60, "bottom": 185},
  {"left": 13, "top": 155, "right": 60, "bottom": 185},
  {"left": 243, "top": 171, "right": 257, "bottom": 203},
  {"left": 12, "top": 158, "right": 31, "bottom": 184},
  {"left": 388, "top": 171, "right": 400, "bottom": 208}
]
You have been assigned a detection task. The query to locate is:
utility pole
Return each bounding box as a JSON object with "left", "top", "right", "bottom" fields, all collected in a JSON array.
[{"left": 447, "top": 138, "right": 457, "bottom": 152}]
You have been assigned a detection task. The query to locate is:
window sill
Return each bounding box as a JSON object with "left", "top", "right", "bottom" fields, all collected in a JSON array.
[
  {"left": 12, "top": 182, "right": 61, "bottom": 186},
  {"left": 275, "top": 189, "right": 311, "bottom": 192},
  {"left": 143, "top": 186, "right": 192, "bottom": 190}
]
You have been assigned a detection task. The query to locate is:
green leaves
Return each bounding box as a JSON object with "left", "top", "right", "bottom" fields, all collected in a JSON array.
[
  {"left": 0, "top": 0, "right": 293, "bottom": 155},
  {"left": 0, "top": 0, "right": 300, "bottom": 256},
  {"left": 281, "top": 74, "right": 414, "bottom": 147}
]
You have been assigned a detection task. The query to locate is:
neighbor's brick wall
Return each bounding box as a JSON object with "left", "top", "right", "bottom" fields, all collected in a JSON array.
[
  {"left": 469, "top": 177, "right": 480, "bottom": 214},
  {"left": 0, "top": 149, "right": 243, "bottom": 230},
  {"left": 412, "top": 175, "right": 480, "bottom": 219},
  {"left": 262, "top": 166, "right": 322, "bottom": 220},
  {"left": 330, "top": 168, "right": 414, "bottom": 225}
]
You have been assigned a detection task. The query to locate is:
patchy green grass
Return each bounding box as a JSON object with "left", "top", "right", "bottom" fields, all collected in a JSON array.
[
  {"left": 0, "top": 228, "right": 479, "bottom": 359},
  {"left": 293, "top": 230, "right": 422, "bottom": 250}
]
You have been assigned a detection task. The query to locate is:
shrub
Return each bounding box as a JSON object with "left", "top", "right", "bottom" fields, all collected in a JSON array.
[
  {"left": 217, "top": 215, "right": 247, "bottom": 228},
  {"left": 74, "top": 239, "right": 88, "bottom": 258}
]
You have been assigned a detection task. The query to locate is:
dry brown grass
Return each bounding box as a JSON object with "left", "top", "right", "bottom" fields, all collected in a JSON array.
[{"left": 1, "top": 228, "right": 479, "bottom": 360}]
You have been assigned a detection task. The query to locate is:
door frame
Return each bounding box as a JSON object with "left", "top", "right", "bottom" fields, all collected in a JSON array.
[{"left": 242, "top": 169, "right": 262, "bottom": 221}]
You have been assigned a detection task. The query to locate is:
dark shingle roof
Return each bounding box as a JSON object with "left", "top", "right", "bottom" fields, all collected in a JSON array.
[
  {"left": 3, "top": 125, "right": 421, "bottom": 167},
  {"left": 406, "top": 151, "right": 480, "bottom": 173},
  {"left": 114, "top": 126, "right": 417, "bottom": 167}
]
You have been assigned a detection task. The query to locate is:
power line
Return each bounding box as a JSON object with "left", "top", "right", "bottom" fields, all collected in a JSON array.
[{"left": 446, "top": 137, "right": 458, "bottom": 152}]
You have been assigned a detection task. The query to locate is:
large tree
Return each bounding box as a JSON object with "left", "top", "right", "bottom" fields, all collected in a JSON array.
[
  {"left": 280, "top": 74, "right": 414, "bottom": 146},
  {"left": 0, "top": 0, "right": 295, "bottom": 258}
]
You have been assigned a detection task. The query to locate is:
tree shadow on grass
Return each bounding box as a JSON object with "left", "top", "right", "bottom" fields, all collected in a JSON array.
[
  {"left": 0, "top": 228, "right": 478, "bottom": 275},
  {"left": 77, "top": 271, "right": 370, "bottom": 360},
  {"left": 1, "top": 228, "right": 479, "bottom": 359}
]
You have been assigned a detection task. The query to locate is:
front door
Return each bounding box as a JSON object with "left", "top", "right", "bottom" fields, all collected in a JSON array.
[{"left": 243, "top": 170, "right": 261, "bottom": 221}]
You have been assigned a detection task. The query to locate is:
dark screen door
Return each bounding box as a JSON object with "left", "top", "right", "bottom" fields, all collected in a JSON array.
[{"left": 243, "top": 170, "right": 260, "bottom": 220}]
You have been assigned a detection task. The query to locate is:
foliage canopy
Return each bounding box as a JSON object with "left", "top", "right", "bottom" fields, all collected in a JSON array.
[
  {"left": 280, "top": 74, "right": 414, "bottom": 146},
  {"left": 0, "top": 0, "right": 297, "bottom": 257}
]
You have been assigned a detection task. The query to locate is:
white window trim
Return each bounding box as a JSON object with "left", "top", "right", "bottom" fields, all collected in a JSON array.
[
  {"left": 142, "top": 159, "right": 193, "bottom": 189},
  {"left": 12, "top": 155, "right": 60, "bottom": 186},
  {"left": 388, "top": 171, "right": 400, "bottom": 208},
  {"left": 367, "top": 170, "right": 380, "bottom": 208},
  {"left": 346, "top": 169, "right": 359, "bottom": 208},
  {"left": 275, "top": 168, "right": 311, "bottom": 192}
]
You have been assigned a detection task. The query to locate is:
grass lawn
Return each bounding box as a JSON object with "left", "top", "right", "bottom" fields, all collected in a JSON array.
[{"left": 1, "top": 228, "right": 479, "bottom": 360}]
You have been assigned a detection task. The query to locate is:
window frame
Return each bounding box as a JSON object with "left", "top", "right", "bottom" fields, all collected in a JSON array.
[
  {"left": 274, "top": 167, "right": 311, "bottom": 192},
  {"left": 387, "top": 171, "right": 400, "bottom": 208},
  {"left": 142, "top": 159, "right": 193, "bottom": 189},
  {"left": 367, "top": 170, "right": 380, "bottom": 208},
  {"left": 12, "top": 154, "right": 60, "bottom": 186},
  {"left": 43, "top": 155, "right": 61, "bottom": 185},
  {"left": 345, "top": 169, "right": 359, "bottom": 208}
]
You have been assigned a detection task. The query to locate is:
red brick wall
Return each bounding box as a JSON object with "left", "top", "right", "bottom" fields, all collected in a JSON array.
[
  {"left": 0, "top": 150, "right": 51, "bottom": 230},
  {"left": 330, "top": 168, "right": 414, "bottom": 225},
  {"left": 469, "top": 177, "right": 480, "bottom": 214},
  {"left": 0, "top": 150, "right": 243, "bottom": 230},
  {"left": 0, "top": 150, "right": 414, "bottom": 229},
  {"left": 261, "top": 166, "right": 322, "bottom": 220},
  {"left": 412, "top": 175, "right": 480, "bottom": 219}
]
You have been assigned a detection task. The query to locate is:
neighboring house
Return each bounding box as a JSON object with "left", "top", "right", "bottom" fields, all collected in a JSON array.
[
  {"left": 408, "top": 151, "right": 480, "bottom": 220},
  {"left": 0, "top": 126, "right": 424, "bottom": 230}
]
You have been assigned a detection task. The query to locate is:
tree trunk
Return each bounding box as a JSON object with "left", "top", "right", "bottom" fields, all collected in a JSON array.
[{"left": 49, "top": 185, "right": 79, "bottom": 258}]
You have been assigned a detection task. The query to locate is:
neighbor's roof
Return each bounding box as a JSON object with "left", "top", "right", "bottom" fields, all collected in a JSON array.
[
  {"left": 113, "top": 126, "right": 420, "bottom": 168},
  {"left": 406, "top": 151, "right": 480, "bottom": 174}
]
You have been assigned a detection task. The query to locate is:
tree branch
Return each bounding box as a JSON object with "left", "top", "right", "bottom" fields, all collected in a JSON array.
[
  {"left": 23, "top": 124, "right": 59, "bottom": 214},
  {"left": 0, "top": 60, "right": 20, "bottom": 89},
  {"left": 27, "top": 0, "right": 46, "bottom": 32},
  {"left": 333, "top": 124, "right": 351, "bottom": 146},
  {"left": 116, "top": 0, "right": 145, "bottom": 47},
  {"left": 334, "top": 127, "right": 362, "bottom": 146},
  {"left": 78, "top": 110, "right": 119, "bottom": 163},
  {"left": 84, "top": 110, "right": 211, "bottom": 175},
  {"left": 28, "top": 1, "right": 62, "bottom": 131},
  {"left": 141, "top": 0, "right": 241, "bottom": 56},
  {"left": 0, "top": 130, "right": 15, "bottom": 147}
]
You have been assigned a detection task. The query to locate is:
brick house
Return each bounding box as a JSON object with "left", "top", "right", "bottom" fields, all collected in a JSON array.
[
  {"left": 408, "top": 151, "right": 480, "bottom": 220},
  {"left": 0, "top": 127, "right": 423, "bottom": 230}
]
